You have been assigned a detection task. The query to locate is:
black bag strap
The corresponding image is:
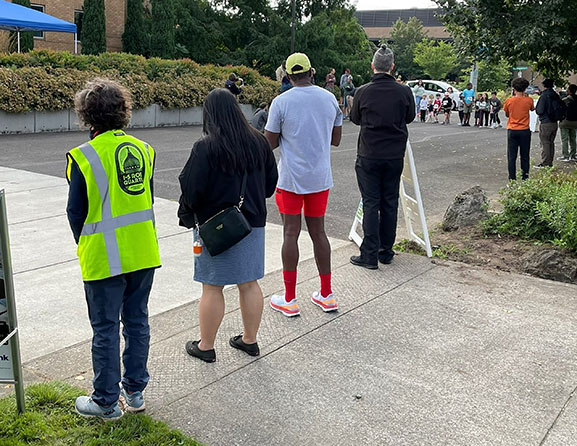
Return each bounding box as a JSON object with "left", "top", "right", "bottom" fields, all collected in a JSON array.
[{"left": 238, "top": 171, "right": 247, "bottom": 209}]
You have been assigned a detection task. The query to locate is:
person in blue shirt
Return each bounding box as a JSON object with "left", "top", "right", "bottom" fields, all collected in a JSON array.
[{"left": 462, "top": 82, "right": 475, "bottom": 126}]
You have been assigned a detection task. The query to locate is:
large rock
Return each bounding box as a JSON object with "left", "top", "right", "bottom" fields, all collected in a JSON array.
[
  {"left": 442, "top": 186, "right": 489, "bottom": 231},
  {"left": 522, "top": 249, "right": 577, "bottom": 284}
]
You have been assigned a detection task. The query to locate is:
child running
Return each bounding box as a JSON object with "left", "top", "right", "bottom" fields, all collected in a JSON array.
[{"left": 427, "top": 95, "right": 435, "bottom": 122}]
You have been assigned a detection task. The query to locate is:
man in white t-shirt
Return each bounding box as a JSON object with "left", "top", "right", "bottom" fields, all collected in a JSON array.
[{"left": 265, "top": 52, "right": 343, "bottom": 317}]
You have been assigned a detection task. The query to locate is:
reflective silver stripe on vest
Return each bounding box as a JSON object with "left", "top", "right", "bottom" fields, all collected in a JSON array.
[
  {"left": 81, "top": 208, "right": 155, "bottom": 236},
  {"left": 78, "top": 142, "right": 154, "bottom": 277}
]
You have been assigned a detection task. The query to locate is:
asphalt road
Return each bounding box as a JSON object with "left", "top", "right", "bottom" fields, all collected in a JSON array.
[{"left": 0, "top": 116, "right": 552, "bottom": 240}]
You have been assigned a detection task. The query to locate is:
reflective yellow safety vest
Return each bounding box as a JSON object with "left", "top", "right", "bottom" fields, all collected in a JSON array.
[{"left": 66, "top": 130, "right": 161, "bottom": 281}]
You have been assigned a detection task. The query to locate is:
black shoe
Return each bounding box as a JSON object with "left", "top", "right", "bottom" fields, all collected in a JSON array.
[
  {"left": 185, "top": 340, "right": 216, "bottom": 363},
  {"left": 378, "top": 256, "right": 394, "bottom": 265},
  {"left": 229, "top": 335, "right": 260, "bottom": 357},
  {"left": 350, "top": 255, "right": 378, "bottom": 270}
]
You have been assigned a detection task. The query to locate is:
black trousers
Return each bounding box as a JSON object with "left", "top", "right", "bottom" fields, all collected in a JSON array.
[
  {"left": 507, "top": 129, "right": 531, "bottom": 180},
  {"left": 355, "top": 156, "right": 404, "bottom": 264}
]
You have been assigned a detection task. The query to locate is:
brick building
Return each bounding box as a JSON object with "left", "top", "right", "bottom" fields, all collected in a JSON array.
[
  {"left": 12, "top": 0, "right": 126, "bottom": 52},
  {"left": 354, "top": 8, "right": 451, "bottom": 43}
]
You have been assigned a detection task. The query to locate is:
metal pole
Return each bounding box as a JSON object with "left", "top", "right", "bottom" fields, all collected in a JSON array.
[
  {"left": 17, "top": 30, "right": 21, "bottom": 53},
  {"left": 74, "top": 33, "right": 78, "bottom": 54},
  {"left": 0, "top": 190, "right": 25, "bottom": 414},
  {"left": 290, "top": 0, "right": 296, "bottom": 53}
]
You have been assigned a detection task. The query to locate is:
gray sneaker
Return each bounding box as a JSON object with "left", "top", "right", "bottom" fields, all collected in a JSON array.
[
  {"left": 119, "top": 387, "right": 146, "bottom": 413},
  {"left": 75, "top": 396, "right": 123, "bottom": 420}
]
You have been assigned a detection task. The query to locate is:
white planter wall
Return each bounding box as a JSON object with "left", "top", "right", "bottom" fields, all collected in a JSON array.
[{"left": 0, "top": 104, "right": 256, "bottom": 134}]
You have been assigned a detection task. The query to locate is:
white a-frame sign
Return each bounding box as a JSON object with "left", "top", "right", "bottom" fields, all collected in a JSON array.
[{"left": 349, "top": 141, "right": 433, "bottom": 257}]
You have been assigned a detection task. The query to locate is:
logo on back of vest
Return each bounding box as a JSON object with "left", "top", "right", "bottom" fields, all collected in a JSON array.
[{"left": 115, "top": 143, "right": 146, "bottom": 195}]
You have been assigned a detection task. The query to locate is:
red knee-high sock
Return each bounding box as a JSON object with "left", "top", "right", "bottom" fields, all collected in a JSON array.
[
  {"left": 283, "top": 270, "right": 297, "bottom": 302},
  {"left": 320, "top": 273, "right": 332, "bottom": 297}
]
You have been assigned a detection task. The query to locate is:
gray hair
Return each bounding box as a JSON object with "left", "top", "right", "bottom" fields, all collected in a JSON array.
[{"left": 372, "top": 45, "right": 394, "bottom": 73}]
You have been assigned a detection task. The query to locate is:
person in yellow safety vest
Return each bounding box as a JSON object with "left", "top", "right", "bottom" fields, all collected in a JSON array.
[{"left": 66, "top": 79, "right": 161, "bottom": 420}]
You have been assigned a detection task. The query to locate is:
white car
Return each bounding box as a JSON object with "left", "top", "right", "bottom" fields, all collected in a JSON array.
[{"left": 406, "top": 80, "right": 461, "bottom": 109}]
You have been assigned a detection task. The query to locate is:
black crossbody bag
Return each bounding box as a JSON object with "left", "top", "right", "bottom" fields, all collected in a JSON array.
[{"left": 196, "top": 172, "right": 252, "bottom": 256}]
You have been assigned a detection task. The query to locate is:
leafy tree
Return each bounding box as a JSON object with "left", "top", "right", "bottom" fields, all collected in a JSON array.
[
  {"left": 122, "top": 0, "right": 147, "bottom": 55},
  {"left": 476, "top": 58, "right": 512, "bottom": 92},
  {"left": 414, "top": 39, "right": 457, "bottom": 80},
  {"left": 10, "top": 0, "right": 34, "bottom": 52},
  {"left": 276, "top": 0, "right": 352, "bottom": 21},
  {"left": 436, "top": 0, "right": 577, "bottom": 82},
  {"left": 151, "top": 0, "right": 175, "bottom": 58},
  {"left": 384, "top": 17, "right": 426, "bottom": 80},
  {"left": 81, "top": 0, "right": 107, "bottom": 55}
]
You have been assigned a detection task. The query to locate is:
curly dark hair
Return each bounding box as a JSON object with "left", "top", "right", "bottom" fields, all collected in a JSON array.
[
  {"left": 75, "top": 78, "right": 132, "bottom": 131},
  {"left": 512, "top": 77, "right": 529, "bottom": 93}
]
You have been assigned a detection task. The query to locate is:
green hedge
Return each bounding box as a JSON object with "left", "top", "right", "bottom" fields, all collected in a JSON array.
[{"left": 0, "top": 50, "right": 278, "bottom": 113}]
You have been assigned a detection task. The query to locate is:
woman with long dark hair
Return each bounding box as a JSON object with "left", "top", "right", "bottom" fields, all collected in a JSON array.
[{"left": 178, "top": 88, "right": 278, "bottom": 362}]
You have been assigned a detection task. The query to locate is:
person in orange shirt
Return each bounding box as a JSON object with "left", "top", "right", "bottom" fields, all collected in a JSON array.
[{"left": 503, "top": 78, "right": 534, "bottom": 180}]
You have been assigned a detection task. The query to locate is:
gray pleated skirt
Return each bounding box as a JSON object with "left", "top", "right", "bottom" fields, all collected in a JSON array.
[{"left": 193, "top": 227, "right": 265, "bottom": 286}]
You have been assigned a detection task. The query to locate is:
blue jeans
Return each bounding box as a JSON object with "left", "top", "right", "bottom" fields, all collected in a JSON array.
[{"left": 84, "top": 268, "right": 155, "bottom": 407}]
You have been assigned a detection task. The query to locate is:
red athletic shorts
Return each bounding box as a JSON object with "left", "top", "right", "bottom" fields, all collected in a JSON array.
[{"left": 275, "top": 188, "right": 330, "bottom": 218}]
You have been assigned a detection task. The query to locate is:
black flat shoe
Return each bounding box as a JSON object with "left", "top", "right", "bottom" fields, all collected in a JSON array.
[
  {"left": 350, "top": 255, "right": 378, "bottom": 270},
  {"left": 229, "top": 335, "right": 260, "bottom": 357},
  {"left": 185, "top": 340, "right": 216, "bottom": 363}
]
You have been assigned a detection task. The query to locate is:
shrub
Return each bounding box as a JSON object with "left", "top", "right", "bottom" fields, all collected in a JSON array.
[
  {"left": 483, "top": 169, "right": 577, "bottom": 251},
  {"left": 0, "top": 50, "right": 278, "bottom": 112}
]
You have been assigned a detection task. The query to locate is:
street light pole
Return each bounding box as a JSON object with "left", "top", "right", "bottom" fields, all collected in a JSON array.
[{"left": 290, "top": 0, "right": 296, "bottom": 53}]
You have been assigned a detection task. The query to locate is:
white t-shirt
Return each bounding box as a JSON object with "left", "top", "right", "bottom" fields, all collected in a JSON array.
[{"left": 265, "top": 85, "right": 343, "bottom": 194}]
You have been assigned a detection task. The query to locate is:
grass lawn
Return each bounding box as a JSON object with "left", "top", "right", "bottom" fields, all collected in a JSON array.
[{"left": 0, "top": 381, "right": 202, "bottom": 446}]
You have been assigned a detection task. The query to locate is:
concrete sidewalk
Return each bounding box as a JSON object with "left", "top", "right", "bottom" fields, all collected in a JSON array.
[
  {"left": 20, "top": 244, "right": 577, "bottom": 446},
  {"left": 3, "top": 166, "right": 577, "bottom": 445}
]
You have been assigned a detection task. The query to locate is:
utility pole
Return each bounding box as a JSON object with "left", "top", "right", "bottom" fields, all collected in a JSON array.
[{"left": 290, "top": 0, "right": 296, "bottom": 53}]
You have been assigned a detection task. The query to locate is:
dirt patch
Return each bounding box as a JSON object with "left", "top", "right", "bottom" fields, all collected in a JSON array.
[{"left": 397, "top": 225, "right": 572, "bottom": 279}]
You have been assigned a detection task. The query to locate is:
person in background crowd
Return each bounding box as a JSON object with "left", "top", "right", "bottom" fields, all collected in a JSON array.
[
  {"left": 412, "top": 80, "right": 425, "bottom": 114},
  {"left": 419, "top": 95, "right": 428, "bottom": 122},
  {"left": 250, "top": 102, "right": 269, "bottom": 133},
  {"left": 474, "top": 93, "right": 482, "bottom": 127},
  {"left": 265, "top": 52, "right": 342, "bottom": 317},
  {"left": 457, "top": 94, "right": 465, "bottom": 125},
  {"left": 68, "top": 79, "right": 161, "bottom": 420},
  {"left": 349, "top": 45, "right": 415, "bottom": 270},
  {"left": 340, "top": 68, "right": 351, "bottom": 93},
  {"left": 480, "top": 93, "right": 490, "bottom": 127},
  {"left": 462, "top": 82, "right": 475, "bottom": 126},
  {"left": 427, "top": 95, "right": 435, "bottom": 123},
  {"left": 447, "top": 86, "right": 458, "bottom": 110},
  {"left": 396, "top": 75, "right": 403, "bottom": 83},
  {"left": 225, "top": 73, "right": 243, "bottom": 96},
  {"left": 433, "top": 93, "right": 442, "bottom": 123},
  {"left": 275, "top": 62, "right": 286, "bottom": 82},
  {"left": 489, "top": 91, "right": 503, "bottom": 128},
  {"left": 535, "top": 78, "right": 567, "bottom": 168},
  {"left": 280, "top": 74, "right": 292, "bottom": 93},
  {"left": 441, "top": 92, "right": 453, "bottom": 125},
  {"left": 503, "top": 77, "right": 534, "bottom": 180},
  {"left": 558, "top": 84, "right": 577, "bottom": 161},
  {"left": 178, "top": 89, "right": 278, "bottom": 363},
  {"left": 324, "top": 67, "right": 337, "bottom": 92},
  {"left": 343, "top": 75, "right": 355, "bottom": 120}
]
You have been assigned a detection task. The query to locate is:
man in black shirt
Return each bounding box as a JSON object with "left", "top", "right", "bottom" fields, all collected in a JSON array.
[{"left": 349, "top": 45, "right": 415, "bottom": 269}]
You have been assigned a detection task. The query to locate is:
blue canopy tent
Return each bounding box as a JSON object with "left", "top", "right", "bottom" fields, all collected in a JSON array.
[{"left": 0, "top": 0, "right": 77, "bottom": 53}]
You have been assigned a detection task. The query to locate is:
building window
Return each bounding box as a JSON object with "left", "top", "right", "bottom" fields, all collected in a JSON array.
[
  {"left": 30, "top": 4, "right": 45, "bottom": 39},
  {"left": 74, "top": 10, "right": 83, "bottom": 41}
]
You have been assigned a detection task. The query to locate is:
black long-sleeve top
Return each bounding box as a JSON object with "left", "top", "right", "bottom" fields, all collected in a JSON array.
[
  {"left": 350, "top": 73, "right": 416, "bottom": 160},
  {"left": 177, "top": 139, "right": 278, "bottom": 229}
]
